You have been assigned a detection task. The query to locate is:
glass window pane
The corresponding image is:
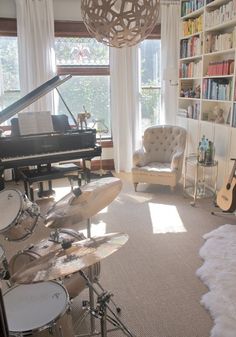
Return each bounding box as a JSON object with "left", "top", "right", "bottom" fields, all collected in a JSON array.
[
  {"left": 141, "top": 88, "right": 161, "bottom": 133},
  {"left": 55, "top": 37, "right": 109, "bottom": 66},
  {"left": 140, "top": 39, "right": 161, "bottom": 133},
  {"left": 140, "top": 39, "right": 161, "bottom": 87},
  {"left": 56, "top": 76, "right": 111, "bottom": 137},
  {"left": 0, "top": 36, "right": 21, "bottom": 117}
]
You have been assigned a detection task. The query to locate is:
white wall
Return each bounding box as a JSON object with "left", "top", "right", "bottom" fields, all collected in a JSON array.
[{"left": 0, "top": 0, "right": 82, "bottom": 20}]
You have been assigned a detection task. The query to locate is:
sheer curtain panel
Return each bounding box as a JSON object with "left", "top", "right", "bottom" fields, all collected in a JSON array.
[
  {"left": 110, "top": 46, "right": 141, "bottom": 172},
  {"left": 15, "top": 0, "right": 56, "bottom": 112},
  {"left": 160, "top": 1, "right": 179, "bottom": 125}
]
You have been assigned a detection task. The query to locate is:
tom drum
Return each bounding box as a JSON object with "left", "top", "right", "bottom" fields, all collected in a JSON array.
[
  {"left": 3, "top": 281, "right": 74, "bottom": 337},
  {"left": 0, "top": 189, "right": 40, "bottom": 241}
]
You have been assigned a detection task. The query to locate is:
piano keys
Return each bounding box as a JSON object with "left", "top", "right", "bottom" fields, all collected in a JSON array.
[{"left": 0, "top": 75, "right": 102, "bottom": 191}]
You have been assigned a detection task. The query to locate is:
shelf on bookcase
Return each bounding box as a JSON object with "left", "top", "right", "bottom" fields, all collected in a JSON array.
[
  {"left": 179, "top": 97, "right": 201, "bottom": 100},
  {"left": 180, "top": 55, "right": 202, "bottom": 61},
  {"left": 206, "top": 0, "right": 231, "bottom": 9},
  {"left": 205, "top": 17, "right": 236, "bottom": 32},
  {"left": 203, "top": 75, "right": 234, "bottom": 78},
  {"left": 181, "top": 7, "right": 204, "bottom": 20},
  {"left": 202, "top": 99, "right": 232, "bottom": 103},
  {"left": 180, "top": 77, "right": 202, "bottom": 80},
  {"left": 180, "top": 31, "right": 203, "bottom": 40},
  {"left": 204, "top": 49, "right": 235, "bottom": 57}
]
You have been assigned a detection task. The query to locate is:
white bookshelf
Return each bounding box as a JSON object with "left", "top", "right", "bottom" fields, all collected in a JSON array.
[{"left": 178, "top": 0, "right": 236, "bottom": 188}]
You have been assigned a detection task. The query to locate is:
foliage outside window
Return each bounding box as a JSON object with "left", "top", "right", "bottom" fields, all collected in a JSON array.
[
  {"left": 55, "top": 37, "right": 111, "bottom": 137},
  {"left": 0, "top": 36, "right": 21, "bottom": 123}
]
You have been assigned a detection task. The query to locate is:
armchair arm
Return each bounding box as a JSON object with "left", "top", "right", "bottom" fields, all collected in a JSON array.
[
  {"left": 171, "top": 150, "right": 184, "bottom": 170},
  {"left": 133, "top": 148, "right": 149, "bottom": 167}
]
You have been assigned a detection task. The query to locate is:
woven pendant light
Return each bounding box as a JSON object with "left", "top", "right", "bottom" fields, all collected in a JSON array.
[{"left": 81, "top": 0, "right": 160, "bottom": 48}]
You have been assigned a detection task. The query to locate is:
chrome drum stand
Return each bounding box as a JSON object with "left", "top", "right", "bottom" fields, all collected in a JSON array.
[{"left": 76, "top": 270, "right": 136, "bottom": 337}]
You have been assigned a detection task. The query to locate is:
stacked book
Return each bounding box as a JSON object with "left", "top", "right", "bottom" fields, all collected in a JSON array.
[
  {"left": 179, "top": 60, "right": 202, "bottom": 78},
  {"left": 205, "top": 0, "right": 236, "bottom": 28},
  {"left": 182, "top": 15, "right": 203, "bottom": 36},
  {"left": 206, "top": 59, "right": 234, "bottom": 76},
  {"left": 202, "top": 78, "right": 232, "bottom": 100},
  {"left": 180, "top": 36, "right": 202, "bottom": 58},
  {"left": 205, "top": 29, "right": 236, "bottom": 53},
  {"left": 181, "top": 0, "right": 204, "bottom": 17}
]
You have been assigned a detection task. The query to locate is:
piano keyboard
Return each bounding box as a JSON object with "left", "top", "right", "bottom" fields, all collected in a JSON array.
[{"left": 1, "top": 147, "right": 95, "bottom": 162}]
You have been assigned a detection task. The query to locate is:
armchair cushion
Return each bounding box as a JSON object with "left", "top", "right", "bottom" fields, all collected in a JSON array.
[{"left": 132, "top": 125, "right": 187, "bottom": 190}]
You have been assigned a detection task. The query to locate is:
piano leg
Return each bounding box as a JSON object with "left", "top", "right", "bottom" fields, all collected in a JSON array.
[{"left": 0, "top": 168, "right": 5, "bottom": 191}]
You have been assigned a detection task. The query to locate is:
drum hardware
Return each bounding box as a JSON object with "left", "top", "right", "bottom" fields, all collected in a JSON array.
[
  {"left": 10, "top": 233, "right": 135, "bottom": 337},
  {"left": 0, "top": 288, "right": 9, "bottom": 337},
  {"left": 85, "top": 218, "right": 121, "bottom": 335},
  {"left": 0, "top": 246, "right": 11, "bottom": 283},
  {"left": 8, "top": 229, "right": 100, "bottom": 300},
  {"left": 74, "top": 270, "right": 136, "bottom": 337}
]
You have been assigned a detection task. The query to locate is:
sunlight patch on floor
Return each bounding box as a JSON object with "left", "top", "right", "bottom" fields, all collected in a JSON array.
[
  {"left": 149, "top": 203, "right": 186, "bottom": 234},
  {"left": 80, "top": 220, "right": 107, "bottom": 237},
  {"left": 53, "top": 186, "right": 71, "bottom": 202}
]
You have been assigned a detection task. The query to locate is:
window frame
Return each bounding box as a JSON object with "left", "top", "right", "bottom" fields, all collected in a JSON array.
[{"left": 0, "top": 18, "right": 161, "bottom": 137}]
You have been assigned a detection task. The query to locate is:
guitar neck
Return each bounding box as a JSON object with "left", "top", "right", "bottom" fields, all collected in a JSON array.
[{"left": 227, "top": 160, "right": 236, "bottom": 186}]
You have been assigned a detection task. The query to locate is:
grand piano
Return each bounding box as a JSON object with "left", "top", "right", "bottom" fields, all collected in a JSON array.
[{"left": 0, "top": 75, "right": 102, "bottom": 192}]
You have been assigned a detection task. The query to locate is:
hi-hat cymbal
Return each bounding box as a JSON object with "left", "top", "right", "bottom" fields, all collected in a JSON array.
[
  {"left": 11, "top": 232, "right": 128, "bottom": 284},
  {"left": 45, "top": 177, "right": 122, "bottom": 228}
]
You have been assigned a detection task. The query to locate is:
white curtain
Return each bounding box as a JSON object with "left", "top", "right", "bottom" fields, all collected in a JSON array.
[
  {"left": 110, "top": 46, "right": 141, "bottom": 172},
  {"left": 160, "top": 1, "right": 179, "bottom": 125},
  {"left": 15, "top": 0, "right": 56, "bottom": 112}
]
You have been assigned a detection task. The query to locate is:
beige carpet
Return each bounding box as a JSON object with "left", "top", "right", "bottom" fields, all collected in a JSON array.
[{"left": 1, "top": 173, "right": 236, "bottom": 337}]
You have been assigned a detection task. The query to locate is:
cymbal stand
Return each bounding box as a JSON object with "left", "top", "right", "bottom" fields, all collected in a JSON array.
[
  {"left": 85, "top": 219, "right": 121, "bottom": 334},
  {"left": 75, "top": 270, "right": 136, "bottom": 337}
]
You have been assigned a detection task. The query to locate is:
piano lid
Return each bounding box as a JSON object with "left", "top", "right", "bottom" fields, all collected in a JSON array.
[{"left": 0, "top": 74, "right": 72, "bottom": 125}]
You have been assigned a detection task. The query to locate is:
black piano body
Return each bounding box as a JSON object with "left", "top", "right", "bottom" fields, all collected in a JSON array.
[{"left": 0, "top": 75, "right": 102, "bottom": 191}]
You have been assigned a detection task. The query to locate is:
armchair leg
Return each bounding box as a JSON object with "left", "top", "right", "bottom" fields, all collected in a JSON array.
[{"left": 134, "top": 183, "right": 138, "bottom": 192}]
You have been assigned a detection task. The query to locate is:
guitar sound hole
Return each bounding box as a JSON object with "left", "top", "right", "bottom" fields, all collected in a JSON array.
[{"left": 226, "top": 183, "right": 231, "bottom": 190}]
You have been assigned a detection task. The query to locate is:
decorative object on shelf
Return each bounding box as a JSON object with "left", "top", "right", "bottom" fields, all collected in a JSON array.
[
  {"left": 81, "top": 0, "right": 160, "bottom": 48},
  {"left": 214, "top": 106, "right": 225, "bottom": 124},
  {"left": 197, "top": 135, "right": 215, "bottom": 165},
  {"left": 195, "top": 84, "right": 201, "bottom": 98},
  {"left": 77, "top": 105, "right": 91, "bottom": 129}
]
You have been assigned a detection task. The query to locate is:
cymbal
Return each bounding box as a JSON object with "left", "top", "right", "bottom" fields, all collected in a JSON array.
[
  {"left": 11, "top": 232, "right": 128, "bottom": 284},
  {"left": 45, "top": 177, "right": 122, "bottom": 228}
]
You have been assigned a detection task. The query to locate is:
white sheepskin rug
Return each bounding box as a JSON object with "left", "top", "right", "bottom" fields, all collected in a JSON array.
[{"left": 196, "top": 224, "right": 236, "bottom": 337}]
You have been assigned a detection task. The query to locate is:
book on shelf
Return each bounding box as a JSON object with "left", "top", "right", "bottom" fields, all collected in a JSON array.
[
  {"left": 179, "top": 59, "right": 202, "bottom": 78},
  {"left": 205, "top": 30, "right": 236, "bottom": 53},
  {"left": 180, "top": 36, "right": 202, "bottom": 58},
  {"left": 205, "top": 0, "right": 236, "bottom": 29},
  {"left": 181, "top": 0, "right": 204, "bottom": 17},
  {"left": 206, "top": 59, "right": 234, "bottom": 76},
  {"left": 182, "top": 15, "right": 203, "bottom": 36},
  {"left": 202, "top": 78, "right": 232, "bottom": 100}
]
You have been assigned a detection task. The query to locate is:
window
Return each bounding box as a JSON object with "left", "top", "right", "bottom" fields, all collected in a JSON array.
[
  {"left": 140, "top": 39, "right": 161, "bottom": 134},
  {"left": 55, "top": 37, "right": 111, "bottom": 137},
  {"left": 0, "top": 36, "right": 21, "bottom": 122}
]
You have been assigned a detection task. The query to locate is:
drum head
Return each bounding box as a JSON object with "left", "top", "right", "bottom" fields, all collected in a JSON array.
[
  {"left": 0, "top": 189, "right": 22, "bottom": 232},
  {"left": 3, "top": 281, "right": 68, "bottom": 333}
]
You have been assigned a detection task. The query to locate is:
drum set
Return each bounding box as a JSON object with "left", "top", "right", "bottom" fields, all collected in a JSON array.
[{"left": 0, "top": 177, "right": 136, "bottom": 337}]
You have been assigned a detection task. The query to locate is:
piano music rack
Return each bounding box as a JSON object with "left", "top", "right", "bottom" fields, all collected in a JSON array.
[{"left": 18, "top": 163, "right": 88, "bottom": 201}]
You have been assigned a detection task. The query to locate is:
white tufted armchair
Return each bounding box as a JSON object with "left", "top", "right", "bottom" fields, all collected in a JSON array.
[{"left": 132, "top": 125, "right": 187, "bottom": 191}]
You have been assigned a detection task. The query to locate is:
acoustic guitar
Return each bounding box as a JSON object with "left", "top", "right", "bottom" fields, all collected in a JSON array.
[{"left": 216, "top": 160, "right": 236, "bottom": 212}]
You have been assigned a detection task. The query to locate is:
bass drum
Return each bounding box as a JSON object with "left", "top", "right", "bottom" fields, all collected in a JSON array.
[{"left": 9, "top": 228, "right": 101, "bottom": 299}]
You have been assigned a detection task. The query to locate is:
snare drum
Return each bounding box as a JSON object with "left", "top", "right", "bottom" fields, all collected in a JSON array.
[
  {"left": 9, "top": 228, "right": 101, "bottom": 298},
  {"left": 0, "top": 189, "right": 40, "bottom": 241},
  {"left": 3, "top": 281, "right": 74, "bottom": 337}
]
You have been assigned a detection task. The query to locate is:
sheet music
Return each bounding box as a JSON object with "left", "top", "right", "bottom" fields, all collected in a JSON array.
[{"left": 18, "top": 111, "right": 54, "bottom": 135}]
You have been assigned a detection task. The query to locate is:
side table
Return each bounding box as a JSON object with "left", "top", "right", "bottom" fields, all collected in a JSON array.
[{"left": 183, "top": 154, "right": 218, "bottom": 206}]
